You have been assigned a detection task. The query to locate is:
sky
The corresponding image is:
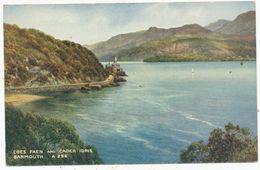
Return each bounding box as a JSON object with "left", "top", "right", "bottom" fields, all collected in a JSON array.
[{"left": 3, "top": 1, "right": 255, "bottom": 45}]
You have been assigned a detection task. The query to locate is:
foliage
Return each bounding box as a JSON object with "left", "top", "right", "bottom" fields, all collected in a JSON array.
[
  {"left": 180, "top": 123, "right": 257, "bottom": 163},
  {"left": 128, "top": 34, "right": 256, "bottom": 62},
  {"left": 143, "top": 53, "right": 210, "bottom": 62},
  {"left": 4, "top": 23, "right": 107, "bottom": 87},
  {"left": 5, "top": 104, "right": 103, "bottom": 165}
]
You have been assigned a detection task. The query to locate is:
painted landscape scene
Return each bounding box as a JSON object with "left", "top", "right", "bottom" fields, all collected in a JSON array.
[{"left": 4, "top": 1, "right": 257, "bottom": 165}]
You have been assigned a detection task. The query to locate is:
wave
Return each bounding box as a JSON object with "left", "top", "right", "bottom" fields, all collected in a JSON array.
[
  {"left": 169, "top": 108, "right": 219, "bottom": 128},
  {"left": 79, "top": 114, "right": 139, "bottom": 134},
  {"left": 183, "top": 114, "right": 219, "bottom": 128},
  {"left": 130, "top": 136, "right": 157, "bottom": 150},
  {"left": 171, "top": 128, "right": 204, "bottom": 138},
  {"left": 128, "top": 136, "right": 172, "bottom": 154},
  {"left": 139, "top": 98, "right": 219, "bottom": 128},
  {"left": 174, "top": 138, "right": 191, "bottom": 144}
]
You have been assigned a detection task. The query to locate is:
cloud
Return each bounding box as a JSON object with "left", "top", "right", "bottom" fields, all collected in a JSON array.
[
  {"left": 4, "top": 5, "right": 81, "bottom": 40},
  {"left": 4, "top": 2, "right": 255, "bottom": 44}
]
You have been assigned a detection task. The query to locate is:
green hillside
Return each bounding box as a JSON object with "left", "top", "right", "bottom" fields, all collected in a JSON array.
[
  {"left": 205, "top": 19, "right": 231, "bottom": 32},
  {"left": 4, "top": 24, "right": 107, "bottom": 87},
  {"left": 88, "top": 11, "right": 255, "bottom": 62},
  {"left": 88, "top": 24, "right": 210, "bottom": 61},
  {"left": 113, "top": 33, "right": 256, "bottom": 62},
  {"left": 215, "top": 11, "right": 256, "bottom": 35}
]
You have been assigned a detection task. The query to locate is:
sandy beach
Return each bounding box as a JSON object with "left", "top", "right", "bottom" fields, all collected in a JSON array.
[{"left": 5, "top": 94, "right": 48, "bottom": 106}]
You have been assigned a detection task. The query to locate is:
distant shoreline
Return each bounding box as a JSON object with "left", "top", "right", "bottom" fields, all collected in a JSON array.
[
  {"left": 101, "top": 60, "right": 256, "bottom": 63},
  {"left": 101, "top": 61, "right": 144, "bottom": 64},
  {"left": 143, "top": 58, "right": 256, "bottom": 63}
]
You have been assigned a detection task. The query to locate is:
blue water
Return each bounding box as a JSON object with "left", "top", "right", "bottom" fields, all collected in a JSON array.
[{"left": 18, "top": 61, "right": 257, "bottom": 164}]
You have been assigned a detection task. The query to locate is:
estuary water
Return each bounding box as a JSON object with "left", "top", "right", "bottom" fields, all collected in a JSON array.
[{"left": 18, "top": 61, "right": 257, "bottom": 164}]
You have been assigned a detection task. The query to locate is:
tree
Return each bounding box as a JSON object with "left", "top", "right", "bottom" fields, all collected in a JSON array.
[
  {"left": 180, "top": 140, "right": 209, "bottom": 163},
  {"left": 180, "top": 123, "right": 257, "bottom": 163},
  {"left": 5, "top": 104, "right": 103, "bottom": 165}
]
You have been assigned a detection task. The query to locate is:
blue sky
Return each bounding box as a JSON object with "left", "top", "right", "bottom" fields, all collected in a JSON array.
[{"left": 4, "top": 1, "right": 255, "bottom": 44}]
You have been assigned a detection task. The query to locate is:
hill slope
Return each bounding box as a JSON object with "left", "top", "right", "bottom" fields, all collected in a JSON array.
[
  {"left": 88, "top": 11, "right": 256, "bottom": 62},
  {"left": 88, "top": 24, "right": 210, "bottom": 61},
  {"left": 4, "top": 24, "right": 107, "bottom": 87},
  {"left": 108, "top": 30, "right": 256, "bottom": 62},
  {"left": 205, "top": 19, "right": 231, "bottom": 31},
  {"left": 213, "top": 11, "right": 255, "bottom": 35}
]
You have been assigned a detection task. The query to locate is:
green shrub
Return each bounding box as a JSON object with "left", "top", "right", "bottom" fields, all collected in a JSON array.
[
  {"left": 5, "top": 104, "right": 103, "bottom": 165},
  {"left": 180, "top": 123, "right": 257, "bottom": 163}
]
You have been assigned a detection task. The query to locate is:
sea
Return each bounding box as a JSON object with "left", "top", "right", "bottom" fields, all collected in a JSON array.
[{"left": 18, "top": 61, "right": 257, "bottom": 164}]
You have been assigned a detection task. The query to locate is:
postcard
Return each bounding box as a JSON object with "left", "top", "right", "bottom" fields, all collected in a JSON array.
[{"left": 1, "top": 0, "right": 258, "bottom": 169}]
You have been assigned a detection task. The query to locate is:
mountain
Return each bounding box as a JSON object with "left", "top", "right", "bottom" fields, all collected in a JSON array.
[
  {"left": 88, "top": 10, "right": 256, "bottom": 62},
  {"left": 205, "top": 19, "right": 231, "bottom": 31},
  {"left": 210, "top": 11, "right": 256, "bottom": 35},
  {"left": 87, "top": 24, "right": 210, "bottom": 61},
  {"left": 4, "top": 24, "right": 107, "bottom": 87},
  {"left": 113, "top": 33, "right": 256, "bottom": 62}
]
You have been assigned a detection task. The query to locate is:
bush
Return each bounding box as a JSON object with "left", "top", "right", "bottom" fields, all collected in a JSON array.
[
  {"left": 5, "top": 104, "right": 103, "bottom": 165},
  {"left": 180, "top": 123, "right": 257, "bottom": 163}
]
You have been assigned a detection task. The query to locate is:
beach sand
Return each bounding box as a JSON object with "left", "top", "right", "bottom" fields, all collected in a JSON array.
[{"left": 5, "top": 94, "right": 48, "bottom": 106}]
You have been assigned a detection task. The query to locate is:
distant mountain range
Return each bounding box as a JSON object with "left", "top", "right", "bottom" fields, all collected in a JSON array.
[
  {"left": 88, "top": 24, "right": 210, "bottom": 60},
  {"left": 87, "top": 10, "right": 256, "bottom": 62},
  {"left": 206, "top": 11, "right": 255, "bottom": 35},
  {"left": 205, "top": 19, "right": 230, "bottom": 32},
  {"left": 4, "top": 24, "right": 107, "bottom": 87}
]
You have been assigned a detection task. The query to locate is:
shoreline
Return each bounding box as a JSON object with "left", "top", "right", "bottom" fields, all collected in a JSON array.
[
  {"left": 5, "top": 75, "right": 117, "bottom": 94},
  {"left": 100, "top": 60, "right": 256, "bottom": 63},
  {"left": 5, "top": 94, "right": 48, "bottom": 106},
  {"left": 143, "top": 59, "right": 256, "bottom": 63},
  {"left": 4, "top": 75, "right": 120, "bottom": 106}
]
